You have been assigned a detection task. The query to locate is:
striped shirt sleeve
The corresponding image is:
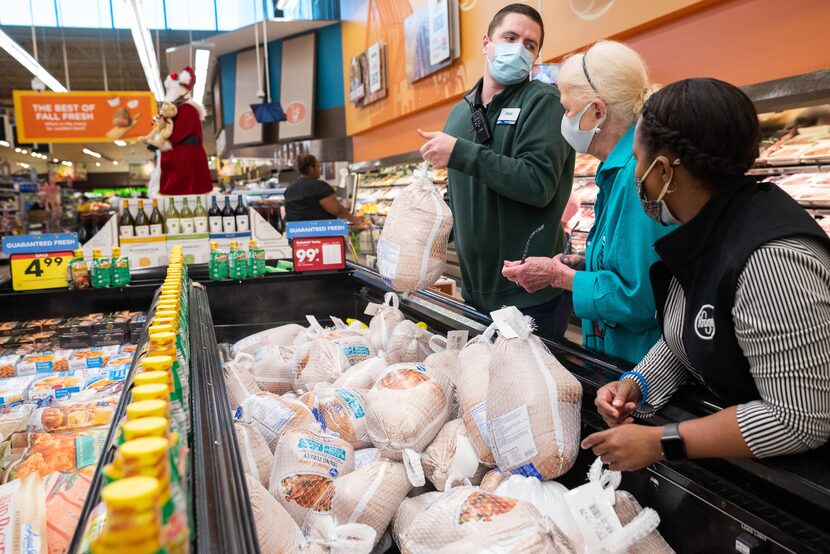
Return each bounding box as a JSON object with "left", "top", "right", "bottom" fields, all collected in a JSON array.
[
  {"left": 624, "top": 337, "right": 691, "bottom": 417},
  {"left": 734, "top": 237, "right": 830, "bottom": 458}
]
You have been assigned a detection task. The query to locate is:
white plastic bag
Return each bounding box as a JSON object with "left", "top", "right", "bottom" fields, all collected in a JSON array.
[
  {"left": 366, "top": 293, "right": 405, "bottom": 353},
  {"left": 384, "top": 320, "right": 433, "bottom": 364},
  {"left": 486, "top": 307, "right": 582, "bottom": 480},
  {"left": 419, "top": 419, "right": 487, "bottom": 491},
  {"left": 377, "top": 165, "right": 453, "bottom": 292}
]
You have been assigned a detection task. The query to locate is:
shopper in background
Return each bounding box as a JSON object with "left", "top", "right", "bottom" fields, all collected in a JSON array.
[
  {"left": 419, "top": 4, "right": 575, "bottom": 340},
  {"left": 284, "top": 154, "right": 364, "bottom": 225},
  {"left": 503, "top": 41, "right": 671, "bottom": 364},
  {"left": 584, "top": 78, "right": 830, "bottom": 470}
]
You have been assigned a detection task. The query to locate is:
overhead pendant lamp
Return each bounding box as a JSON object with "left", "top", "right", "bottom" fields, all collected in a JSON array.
[{"left": 123, "top": 0, "right": 164, "bottom": 101}]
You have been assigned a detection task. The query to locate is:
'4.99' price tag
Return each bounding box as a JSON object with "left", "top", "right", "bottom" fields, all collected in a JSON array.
[
  {"left": 292, "top": 237, "right": 345, "bottom": 272},
  {"left": 10, "top": 251, "right": 73, "bottom": 291}
]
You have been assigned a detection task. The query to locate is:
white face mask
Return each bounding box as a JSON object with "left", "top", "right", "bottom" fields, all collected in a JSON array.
[
  {"left": 635, "top": 157, "right": 682, "bottom": 226},
  {"left": 560, "top": 102, "right": 606, "bottom": 154}
]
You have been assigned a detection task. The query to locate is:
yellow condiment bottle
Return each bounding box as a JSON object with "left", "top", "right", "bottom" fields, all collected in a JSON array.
[
  {"left": 122, "top": 417, "right": 170, "bottom": 441},
  {"left": 132, "top": 383, "right": 169, "bottom": 402},
  {"left": 140, "top": 355, "right": 174, "bottom": 372},
  {"left": 134, "top": 371, "right": 172, "bottom": 390},
  {"left": 126, "top": 399, "right": 170, "bottom": 420}
]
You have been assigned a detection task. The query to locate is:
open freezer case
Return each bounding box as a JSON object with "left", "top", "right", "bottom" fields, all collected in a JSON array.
[{"left": 191, "top": 265, "right": 829, "bottom": 553}]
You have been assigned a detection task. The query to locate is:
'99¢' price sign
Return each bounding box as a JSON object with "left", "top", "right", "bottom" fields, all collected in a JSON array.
[
  {"left": 10, "top": 251, "right": 73, "bottom": 291},
  {"left": 292, "top": 237, "right": 345, "bottom": 271}
]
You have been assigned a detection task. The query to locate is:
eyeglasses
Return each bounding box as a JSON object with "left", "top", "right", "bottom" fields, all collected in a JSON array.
[{"left": 521, "top": 224, "right": 545, "bottom": 264}]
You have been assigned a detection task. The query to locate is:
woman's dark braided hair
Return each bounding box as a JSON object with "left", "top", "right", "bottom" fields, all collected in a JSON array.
[{"left": 638, "top": 78, "right": 760, "bottom": 188}]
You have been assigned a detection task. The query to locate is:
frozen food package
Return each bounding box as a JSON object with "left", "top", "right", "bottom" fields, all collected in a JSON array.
[
  {"left": 366, "top": 293, "right": 406, "bottom": 353},
  {"left": 237, "top": 392, "right": 320, "bottom": 451},
  {"left": 422, "top": 334, "right": 462, "bottom": 388},
  {"left": 229, "top": 323, "right": 305, "bottom": 357},
  {"left": 44, "top": 471, "right": 92, "bottom": 554},
  {"left": 0, "top": 473, "right": 48, "bottom": 554},
  {"left": 269, "top": 428, "right": 355, "bottom": 525},
  {"left": 16, "top": 350, "right": 72, "bottom": 376},
  {"left": 353, "top": 447, "right": 381, "bottom": 470},
  {"left": 300, "top": 387, "right": 371, "bottom": 449},
  {"left": 331, "top": 355, "right": 387, "bottom": 391},
  {"left": 384, "top": 320, "right": 433, "bottom": 364},
  {"left": 0, "top": 406, "right": 33, "bottom": 443},
  {"left": 29, "top": 394, "right": 120, "bottom": 433},
  {"left": 400, "top": 486, "right": 572, "bottom": 552},
  {"left": 392, "top": 492, "right": 441, "bottom": 549},
  {"left": 304, "top": 458, "right": 413, "bottom": 549},
  {"left": 281, "top": 339, "right": 350, "bottom": 394},
  {"left": 456, "top": 325, "right": 497, "bottom": 466},
  {"left": 5, "top": 429, "right": 107, "bottom": 481},
  {"left": 486, "top": 307, "right": 582, "bottom": 480},
  {"left": 377, "top": 165, "right": 453, "bottom": 292},
  {"left": 223, "top": 359, "right": 262, "bottom": 410},
  {"left": 235, "top": 420, "right": 273, "bottom": 489},
  {"left": 327, "top": 334, "right": 375, "bottom": 368},
  {"left": 364, "top": 363, "right": 452, "bottom": 460},
  {"left": 419, "top": 419, "right": 487, "bottom": 492},
  {"left": 0, "top": 355, "right": 20, "bottom": 378},
  {"left": 245, "top": 473, "right": 306, "bottom": 554},
  {"left": 246, "top": 346, "right": 294, "bottom": 395},
  {"left": 104, "top": 353, "right": 134, "bottom": 377},
  {"left": 0, "top": 376, "right": 36, "bottom": 412},
  {"left": 27, "top": 371, "right": 90, "bottom": 402},
  {"left": 67, "top": 346, "right": 119, "bottom": 371}
]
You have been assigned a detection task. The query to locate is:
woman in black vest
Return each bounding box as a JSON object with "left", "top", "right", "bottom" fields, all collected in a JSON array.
[
  {"left": 582, "top": 78, "right": 830, "bottom": 470},
  {"left": 284, "top": 155, "right": 364, "bottom": 224}
]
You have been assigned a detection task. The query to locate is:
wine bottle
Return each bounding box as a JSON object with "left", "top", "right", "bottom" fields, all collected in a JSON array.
[
  {"left": 134, "top": 199, "right": 150, "bottom": 237},
  {"left": 149, "top": 198, "right": 164, "bottom": 236},
  {"left": 193, "top": 196, "right": 208, "bottom": 234},
  {"left": 165, "top": 198, "right": 181, "bottom": 235},
  {"left": 179, "top": 197, "right": 194, "bottom": 234},
  {"left": 208, "top": 196, "right": 222, "bottom": 234},
  {"left": 235, "top": 194, "right": 249, "bottom": 232},
  {"left": 222, "top": 196, "right": 235, "bottom": 233},
  {"left": 119, "top": 200, "right": 135, "bottom": 238}
]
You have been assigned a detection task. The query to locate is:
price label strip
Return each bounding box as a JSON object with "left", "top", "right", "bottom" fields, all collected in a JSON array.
[
  {"left": 293, "top": 237, "right": 346, "bottom": 272},
  {"left": 10, "top": 251, "right": 73, "bottom": 291}
]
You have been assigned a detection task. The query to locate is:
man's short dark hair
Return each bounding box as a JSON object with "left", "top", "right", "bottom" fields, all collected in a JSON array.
[
  {"left": 296, "top": 154, "right": 319, "bottom": 176},
  {"left": 487, "top": 3, "right": 544, "bottom": 49}
]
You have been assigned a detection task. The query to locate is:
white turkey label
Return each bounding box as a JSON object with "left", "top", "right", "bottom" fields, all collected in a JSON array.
[
  {"left": 354, "top": 447, "right": 380, "bottom": 470},
  {"left": 469, "top": 401, "right": 491, "bottom": 447},
  {"left": 364, "top": 302, "right": 382, "bottom": 316},
  {"left": 564, "top": 481, "right": 623, "bottom": 552},
  {"left": 376, "top": 238, "right": 401, "bottom": 280},
  {"left": 446, "top": 330, "right": 469, "bottom": 352},
  {"left": 490, "top": 307, "right": 523, "bottom": 339},
  {"left": 490, "top": 404, "right": 537, "bottom": 469},
  {"left": 256, "top": 399, "right": 296, "bottom": 444}
]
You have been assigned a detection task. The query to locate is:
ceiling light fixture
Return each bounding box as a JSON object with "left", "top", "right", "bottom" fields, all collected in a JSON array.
[
  {"left": 192, "top": 48, "right": 211, "bottom": 105},
  {"left": 124, "top": 0, "right": 164, "bottom": 101},
  {"left": 61, "top": 161, "right": 72, "bottom": 167},
  {"left": 114, "top": 139, "right": 127, "bottom": 146},
  {"left": 112, "top": 160, "right": 119, "bottom": 166},
  {"left": 0, "top": 140, "right": 9, "bottom": 147},
  {"left": 82, "top": 148, "right": 101, "bottom": 159},
  {"left": 20, "top": 149, "right": 27, "bottom": 154},
  {"left": 95, "top": 162, "right": 101, "bottom": 167},
  {"left": 0, "top": 29, "right": 67, "bottom": 93},
  {"left": 52, "top": 158, "right": 58, "bottom": 163}
]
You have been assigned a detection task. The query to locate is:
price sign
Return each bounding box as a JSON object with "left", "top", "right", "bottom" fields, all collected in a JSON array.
[
  {"left": 10, "top": 251, "right": 73, "bottom": 291},
  {"left": 292, "top": 237, "right": 345, "bottom": 272}
]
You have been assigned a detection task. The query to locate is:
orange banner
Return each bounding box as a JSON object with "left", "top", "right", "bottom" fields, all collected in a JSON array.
[{"left": 13, "top": 90, "right": 157, "bottom": 143}]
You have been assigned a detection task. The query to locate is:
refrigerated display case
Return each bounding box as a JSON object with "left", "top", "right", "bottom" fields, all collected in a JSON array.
[{"left": 5, "top": 260, "right": 828, "bottom": 552}]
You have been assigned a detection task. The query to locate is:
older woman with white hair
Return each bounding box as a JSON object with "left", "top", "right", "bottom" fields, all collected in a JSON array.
[{"left": 503, "top": 40, "right": 671, "bottom": 364}]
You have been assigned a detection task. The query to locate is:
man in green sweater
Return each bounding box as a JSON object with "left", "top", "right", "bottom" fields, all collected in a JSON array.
[{"left": 419, "top": 3, "right": 575, "bottom": 339}]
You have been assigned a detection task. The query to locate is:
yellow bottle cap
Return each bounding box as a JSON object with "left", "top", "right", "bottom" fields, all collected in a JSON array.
[
  {"left": 416, "top": 322, "right": 428, "bottom": 330},
  {"left": 148, "top": 330, "right": 175, "bottom": 342},
  {"left": 112, "top": 247, "right": 121, "bottom": 257},
  {"left": 140, "top": 355, "right": 173, "bottom": 371},
  {"left": 118, "top": 437, "right": 169, "bottom": 463},
  {"left": 210, "top": 241, "right": 218, "bottom": 248},
  {"left": 101, "top": 476, "right": 160, "bottom": 511},
  {"left": 133, "top": 371, "right": 170, "bottom": 389},
  {"left": 73, "top": 249, "right": 84, "bottom": 257},
  {"left": 249, "top": 240, "right": 257, "bottom": 248},
  {"left": 146, "top": 323, "right": 173, "bottom": 335},
  {"left": 150, "top": 318, "right": 176, "bottom": 330},
  {"left": 229, "top": 241, "right": 238, "bottom": 248},
  {"left": 154, "top": 311, "right": 178, "bottom": 323},
  {"left": 122, "top": 417, "right": 169, "bottom": 441},
  {"left": 93, "top": 248, "right": 102, "bottom": 257},
  {"left": 132, "top": 383, "right": 169, "bottom": 402},
  {"left": 346, "top": 318, "right": 368, "bottom": 329},
  {"left": 126, "top": 399, "right": 169, "bottom": 420}
]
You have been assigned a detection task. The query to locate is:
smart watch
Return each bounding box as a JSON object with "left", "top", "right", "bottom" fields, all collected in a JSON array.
[{"left": 660, "top": 422, "right": 687, "bottom": 462}]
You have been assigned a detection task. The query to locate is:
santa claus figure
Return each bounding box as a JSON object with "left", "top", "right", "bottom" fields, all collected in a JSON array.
[{"left": 158, "top": 67, "right": 212, "bottom": 195}]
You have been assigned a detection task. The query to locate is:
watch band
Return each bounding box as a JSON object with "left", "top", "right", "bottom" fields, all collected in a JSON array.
[{"left": 661, "top": 422, "right": 687, "bottom": 462}]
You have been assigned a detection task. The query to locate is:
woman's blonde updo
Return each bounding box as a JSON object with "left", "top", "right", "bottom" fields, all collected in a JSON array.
[{"left": 558, "top": 40, "right": 657, "bottom": 126}]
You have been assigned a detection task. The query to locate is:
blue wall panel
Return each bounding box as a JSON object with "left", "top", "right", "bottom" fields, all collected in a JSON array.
[
  {"left": 315, "top": 23, "right": 344, "bottom": 110},
  {"left": 219, "top": 52, "right": 237, "bottom": 126}
]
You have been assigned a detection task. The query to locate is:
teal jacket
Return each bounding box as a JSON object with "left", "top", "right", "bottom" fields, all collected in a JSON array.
[{"left": 572, "top": 126, "right": 674, "bottom": 365}]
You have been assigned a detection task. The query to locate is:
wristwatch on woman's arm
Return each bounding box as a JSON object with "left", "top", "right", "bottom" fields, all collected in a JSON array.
[{"left": 660, "top": 422, "right": 687, "bottom": 462}]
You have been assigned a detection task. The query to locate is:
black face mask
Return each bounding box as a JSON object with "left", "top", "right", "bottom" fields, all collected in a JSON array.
[{"left": 471, "top": 107, "right": 492, "bottom": 144}]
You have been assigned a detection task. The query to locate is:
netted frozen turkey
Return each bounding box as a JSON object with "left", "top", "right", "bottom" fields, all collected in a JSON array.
[
  {"left": 400, "top": 486, "right": 574, "bottom": 552},
  {"left": 304, "top": 459, "right": 412, "bottom": 548},
  {"left": 420, "top": 419, "right": 488, "bottom": 491},
  {"left": 332, "top": 356, "right": 387, "bottom": 391},
  {"left": 376, "top": 166, "right": 453, "bottom": 292},
  {"left": 243, "top": 345, "right": 293, "bottom": 395},
  {"left": 364, "top": 363, "right": 452, "bottom": 460},
  {"left": 269, "top": 428, "right": 355, "bottom": 526},
  {"left": 234, "top": 420, "right": 273, "bottom": 489},
  {"left": 384, "top": 320, "right": 434, "bottom": 364},
  {"left": 223, "top": 358, "right": 262, "bottom": 410},
  {"left": 230, "top": 323, "right": 305, "bottom": 357},
  {"left": 366, "top": 293, "right": 406, "bottom": 353},
  {"left": 300, "top": 386, "right": 371, "bottom": 449},
  {"left": 486, "top": 307, "right": 582, "bottom": 480},
  {"left": 281, "top": 339, "right": 350, "bottom": 394},
  {"left": 455, "top": 325, "right": 497, "bottom": 466},
  {"left": 238, "top": 392, "right": 320, "bottom": 451}
]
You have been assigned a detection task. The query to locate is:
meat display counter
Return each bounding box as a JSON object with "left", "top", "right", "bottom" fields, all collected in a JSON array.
[
  {"left": 194, "top": 264, "right": 830, "bottom": 554},
  {"left": 5, "top": 262, "right": 826, "bottom": 552}
]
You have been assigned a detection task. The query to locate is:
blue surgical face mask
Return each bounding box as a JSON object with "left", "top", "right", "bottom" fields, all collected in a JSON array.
[{"left": 488, "top": 42, "right": 535, "bottom": 85}]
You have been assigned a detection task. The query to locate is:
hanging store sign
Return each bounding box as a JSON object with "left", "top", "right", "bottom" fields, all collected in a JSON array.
[{"left": 13, "top": 91, "right": 157, "bottom": 143}]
